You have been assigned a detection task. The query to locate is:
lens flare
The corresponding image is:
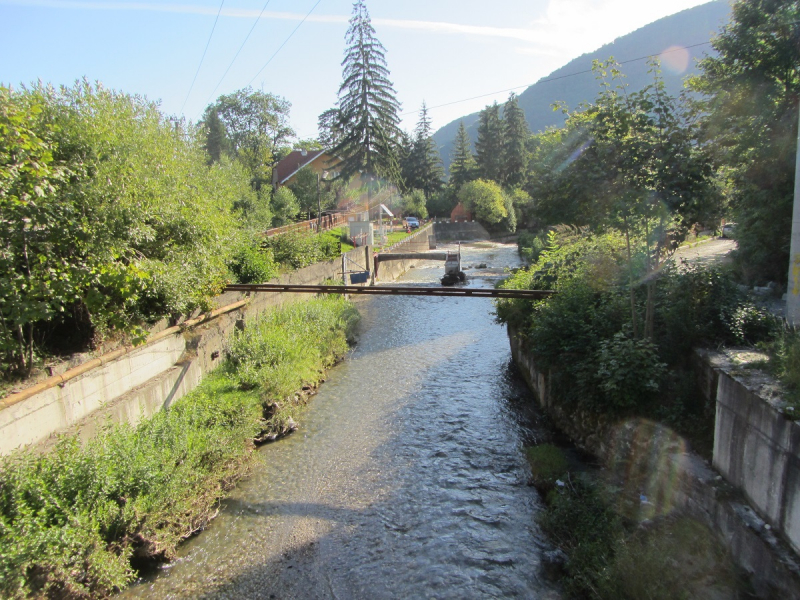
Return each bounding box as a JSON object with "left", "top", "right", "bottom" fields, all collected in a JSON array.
[
  {"left": 605, "top": 418, "right": 688, "bottom": 522},
  {"left": 659, "top": 45, "right": 691, "bottom": 75}
]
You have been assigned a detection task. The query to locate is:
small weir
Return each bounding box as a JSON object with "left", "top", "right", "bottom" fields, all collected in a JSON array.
[{"left": 122, "top": 242, "right": 560, "bottom": 599}]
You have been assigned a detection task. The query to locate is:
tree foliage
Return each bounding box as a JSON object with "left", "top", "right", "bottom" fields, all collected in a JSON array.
[
  {"left": 449, "top": 121, "right": 477, "bottom": 190},
  {"left": 474, "top": 102, "right": 504, "bottom": 183},
  {"left": 457, "top": 179, "right": 508, "bottom": 226},
  {"left": 401, "top": 102, "right": 445, "bottom": 199},
  {"left": 501, "top": 93, "right": 529, "bottom": 187},
  {"left": 329, "top": 0, "right": 403, "bottom": 183},
  {"left": 689, "top": 0, "right": 800, "bottom": 284},
  {"left": 0, "top": 82, "right": 257, "bottom": 376}
]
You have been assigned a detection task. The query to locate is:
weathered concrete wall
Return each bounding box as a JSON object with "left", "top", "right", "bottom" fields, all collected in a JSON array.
[
  {"left": 433, "top": 221, "right": 490, "bottom": 242},
  {"left": 508, "top": 326, "right": 800, "bottom": 598},
  {"left": 1, "top": 246, "right": 375, "bottom": 455},
  {"left": 706, "top": 352, "right": 800, "bottom": 556}
]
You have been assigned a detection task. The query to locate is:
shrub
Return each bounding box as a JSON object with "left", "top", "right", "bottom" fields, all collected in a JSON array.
[
  {"left": 595, "top": 332, "right": 666, "bottom": 414},
  {"left": 229, "top": 244, "right": 278, "bottom": 284},
  {"left": 0, "top": 296, "right": 360, "bottom": 597},
  {"left": 261, "top": 231, "right": 339, "bottom": 270}
]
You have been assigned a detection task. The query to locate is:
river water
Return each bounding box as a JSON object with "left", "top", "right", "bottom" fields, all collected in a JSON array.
[{"left": 122, "top": 242, "right": 560, "bottom": 599}]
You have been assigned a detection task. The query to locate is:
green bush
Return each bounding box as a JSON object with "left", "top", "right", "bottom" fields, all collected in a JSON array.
[
  {"left": 260, "top": 231, "right": 339, "bottom": 270},
  {"left": 1, "top": 83, "right": 256, "bottom": 376},
  {"left": 225, "top": 296, "right": 359, "bottom": 399},
  {"left": 229, "top": 244, "right": 278, "bottom": 284},
  {"left": 0, "top": 296, "right": 359, "bottom": 597},
  {"left": 595, "top": 332, "right": 666, "bottom": 413},
  {"left": 541, "top": 477, "right": 623, "bottom": 597}
]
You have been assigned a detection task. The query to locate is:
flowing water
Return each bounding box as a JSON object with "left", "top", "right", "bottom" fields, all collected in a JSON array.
[{"left": 122, "top": 242, "right": 560, "bottom": 599}]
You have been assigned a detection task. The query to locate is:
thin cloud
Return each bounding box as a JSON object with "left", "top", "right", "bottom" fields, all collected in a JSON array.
[{"left": 3, "top": 0, "right": 544, "bottom": 42}]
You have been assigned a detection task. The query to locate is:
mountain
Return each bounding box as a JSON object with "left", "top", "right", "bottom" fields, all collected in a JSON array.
[{"left": 432, "top": 0, "right": 731, "bottom": 171}]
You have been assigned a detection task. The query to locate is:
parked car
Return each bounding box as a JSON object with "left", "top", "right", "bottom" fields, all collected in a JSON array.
[
  {"left": 404, "top": 217, "right": 420, "bottom": 229},
  {"left": 721, "top": 223, "right": 736, "bottom": 239}
]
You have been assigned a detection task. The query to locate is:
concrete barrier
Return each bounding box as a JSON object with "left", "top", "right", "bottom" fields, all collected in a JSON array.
[
  {"left": 0, "top": 246, "right": 375, "bottom": 455},
  {"left": 433, "top": 221, "right": 490, "bottom": 242},
  {"left": 708, "top": 352, "right": 800, "bottom": 556},
  {"left": 508, "top": 327, "right": 800, "bottom": 597}
]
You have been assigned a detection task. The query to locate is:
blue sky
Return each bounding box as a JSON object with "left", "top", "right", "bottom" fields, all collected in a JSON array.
[{"left": 1, "top": 0, "right": 720, "bottom": 140}]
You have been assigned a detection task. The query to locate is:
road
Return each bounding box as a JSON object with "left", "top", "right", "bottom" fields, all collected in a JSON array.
[{"left": 672, "top": 238, "right": 736, "bottom": 268}]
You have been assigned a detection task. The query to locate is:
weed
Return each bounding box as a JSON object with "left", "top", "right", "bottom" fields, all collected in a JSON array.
[{"left": 0, "top": 296, "right": 360, "bottom": 598}]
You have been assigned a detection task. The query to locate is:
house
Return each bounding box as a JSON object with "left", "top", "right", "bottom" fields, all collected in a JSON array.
[
  {"left": 271, "top": 149, "right": 339, "bottom": 189},
  {"left": 450, "top": 202, "right": 473, "bottom": 223}
]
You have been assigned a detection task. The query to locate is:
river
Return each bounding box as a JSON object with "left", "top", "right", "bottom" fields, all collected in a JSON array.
[{"left": 122, "top": 242, "right": 560, "bottom": 599}]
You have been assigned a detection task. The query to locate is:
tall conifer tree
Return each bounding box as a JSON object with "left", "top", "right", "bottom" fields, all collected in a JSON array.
[
  {"left": 405, "top": 102, "right": 444, "bottom": 198},
  {"left": 330, "top": 0, "right": 402, "bottom": 183},
  {"left": 475, "top": 102, "right": 504, "bottom": 183},
  {"left": 502, "top": 93, "right": 529, "bottom": 187},
  {"left": 449, "top": 121, "right": 477, "bottom": 191}
]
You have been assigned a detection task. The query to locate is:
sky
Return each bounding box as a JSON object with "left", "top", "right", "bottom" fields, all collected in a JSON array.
[{"left": 1, "top": 0, "right": 722, "bottom": 140}]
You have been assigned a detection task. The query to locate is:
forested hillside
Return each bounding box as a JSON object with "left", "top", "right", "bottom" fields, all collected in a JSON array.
[{"left": 433, "top": 0, "right": 731, "bottom": 169}]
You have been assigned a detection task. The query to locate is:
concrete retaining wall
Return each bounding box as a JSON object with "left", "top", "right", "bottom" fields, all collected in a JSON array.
[
  {"left": 705, "top": 352, "right": 800, "bottom": 556},
  {"left": 1, "top": 246, "right": 375, "bottom": 455},
  {"left": 508, "top": 326, "right": 800, "bottom": 598},
  {"left": 433, "top": 221, "right": 490, "bottom": 242}
]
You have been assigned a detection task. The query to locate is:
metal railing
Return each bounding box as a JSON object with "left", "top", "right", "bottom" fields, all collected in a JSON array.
[{"left": 264, "top": 211, "right": 362, "bottom": 237}]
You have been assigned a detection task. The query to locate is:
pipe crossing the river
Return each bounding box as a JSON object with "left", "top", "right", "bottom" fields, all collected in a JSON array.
[{"left": 224, "top": 283, "right": 555, "bottom": 299}]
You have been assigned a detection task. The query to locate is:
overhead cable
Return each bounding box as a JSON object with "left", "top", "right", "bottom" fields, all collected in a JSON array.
[
  {"left": 204, "top": 0, "right": 274, "bottom": 105},
  {"left": 247, "top": 0, "right": 324, "bottom": 86},
  {"left": 181, "top": 0, "right": 225, "bottom": 115},
  {"left": 403, "top": 41, "right": 712, "bottom": 116}
]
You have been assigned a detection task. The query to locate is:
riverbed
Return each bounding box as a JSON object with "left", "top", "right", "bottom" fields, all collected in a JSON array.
[{"left": 121, "top": 242, "right": 560, "bottom": 599}]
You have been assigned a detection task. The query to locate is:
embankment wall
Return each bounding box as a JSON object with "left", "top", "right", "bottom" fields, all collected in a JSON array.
[
  {"left": 0, "top": 246, "right": 376, "bottom": 455},
  {"left": 508, "top": 325, "right": 800, "bottom": 598},
  {"left": 433, "top": 221, "right": 490, "bottom": 242}
]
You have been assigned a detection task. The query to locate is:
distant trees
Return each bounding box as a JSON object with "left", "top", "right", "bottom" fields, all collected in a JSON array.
[
  {"left": 475, "top": 102, "right": 504, "bottom": 183},
  {"left": 329, "top": 0, "right": 403, "bottom": 184},
  {"left": 501, "top": 93, "right": 529, "bottom": 188},
  {"left": 401, "top": 102, "right": 445, "bottom": 199},
  {"left": 458, "top": 180, "right": 508, "bottom": 226},
  {"left": 449, "top": 121, "right": 477, "bottom": 191}
]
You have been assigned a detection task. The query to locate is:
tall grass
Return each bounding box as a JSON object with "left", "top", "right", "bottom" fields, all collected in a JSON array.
[{"left": 0, "top": 296, "right": 359, "bottom": 598}]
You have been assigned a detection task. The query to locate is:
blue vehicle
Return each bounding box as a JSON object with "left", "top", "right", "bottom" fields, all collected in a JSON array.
[{"left": 404, "top": 217, "right": 420, "bottom": 229}]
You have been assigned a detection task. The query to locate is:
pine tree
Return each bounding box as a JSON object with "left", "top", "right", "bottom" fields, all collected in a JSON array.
[
  {"left": 330, "top": 0, "right": 403, "bottom": 183},
  {"left": 406, "top": 102, "right": 444, "bottom": 198},
  {"left": 474, "top": 102, "right": 504, "bottom": 183},
  {"left": 502, "top": 93, "right": 529, "bottom": 188},
  {"left": 449, "top": 121, "right": 477, "bottom": 191}
]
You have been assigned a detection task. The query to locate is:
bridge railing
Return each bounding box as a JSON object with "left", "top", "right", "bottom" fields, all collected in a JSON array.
[{"left": 265, "top": 212, "right": 362, "bottom": 237}]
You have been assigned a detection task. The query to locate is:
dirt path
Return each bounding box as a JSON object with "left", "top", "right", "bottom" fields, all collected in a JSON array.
[{"left": 672, "top": 238, "right": 736, "bottom": 268}]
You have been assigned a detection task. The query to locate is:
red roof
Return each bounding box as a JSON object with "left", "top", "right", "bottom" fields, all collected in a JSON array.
[{"left": 273, "top": 150, "right": 328, "bottom": 185}]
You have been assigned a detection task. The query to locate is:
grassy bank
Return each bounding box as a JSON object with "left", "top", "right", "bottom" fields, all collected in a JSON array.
[{"left": 0, "top": 296, "right": 359, "bottom": 599}]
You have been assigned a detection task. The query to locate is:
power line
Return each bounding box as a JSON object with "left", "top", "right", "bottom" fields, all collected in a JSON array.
[
  {"left": 181, "top": 0, "right": 225, "bottom": 115},
  {"left": 403, "top": 41, "right": 713, "bottom": 117},
  {"left": 247, "top": 0, "right": 324, "bottom": 87},
  {"left": 204, "top": 0, "right": 273, "bottom": 106}
]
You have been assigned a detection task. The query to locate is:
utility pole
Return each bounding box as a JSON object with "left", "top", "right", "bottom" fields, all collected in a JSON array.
[{"left": 787, "top": 100, "right": 800, "bottom": 325}]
